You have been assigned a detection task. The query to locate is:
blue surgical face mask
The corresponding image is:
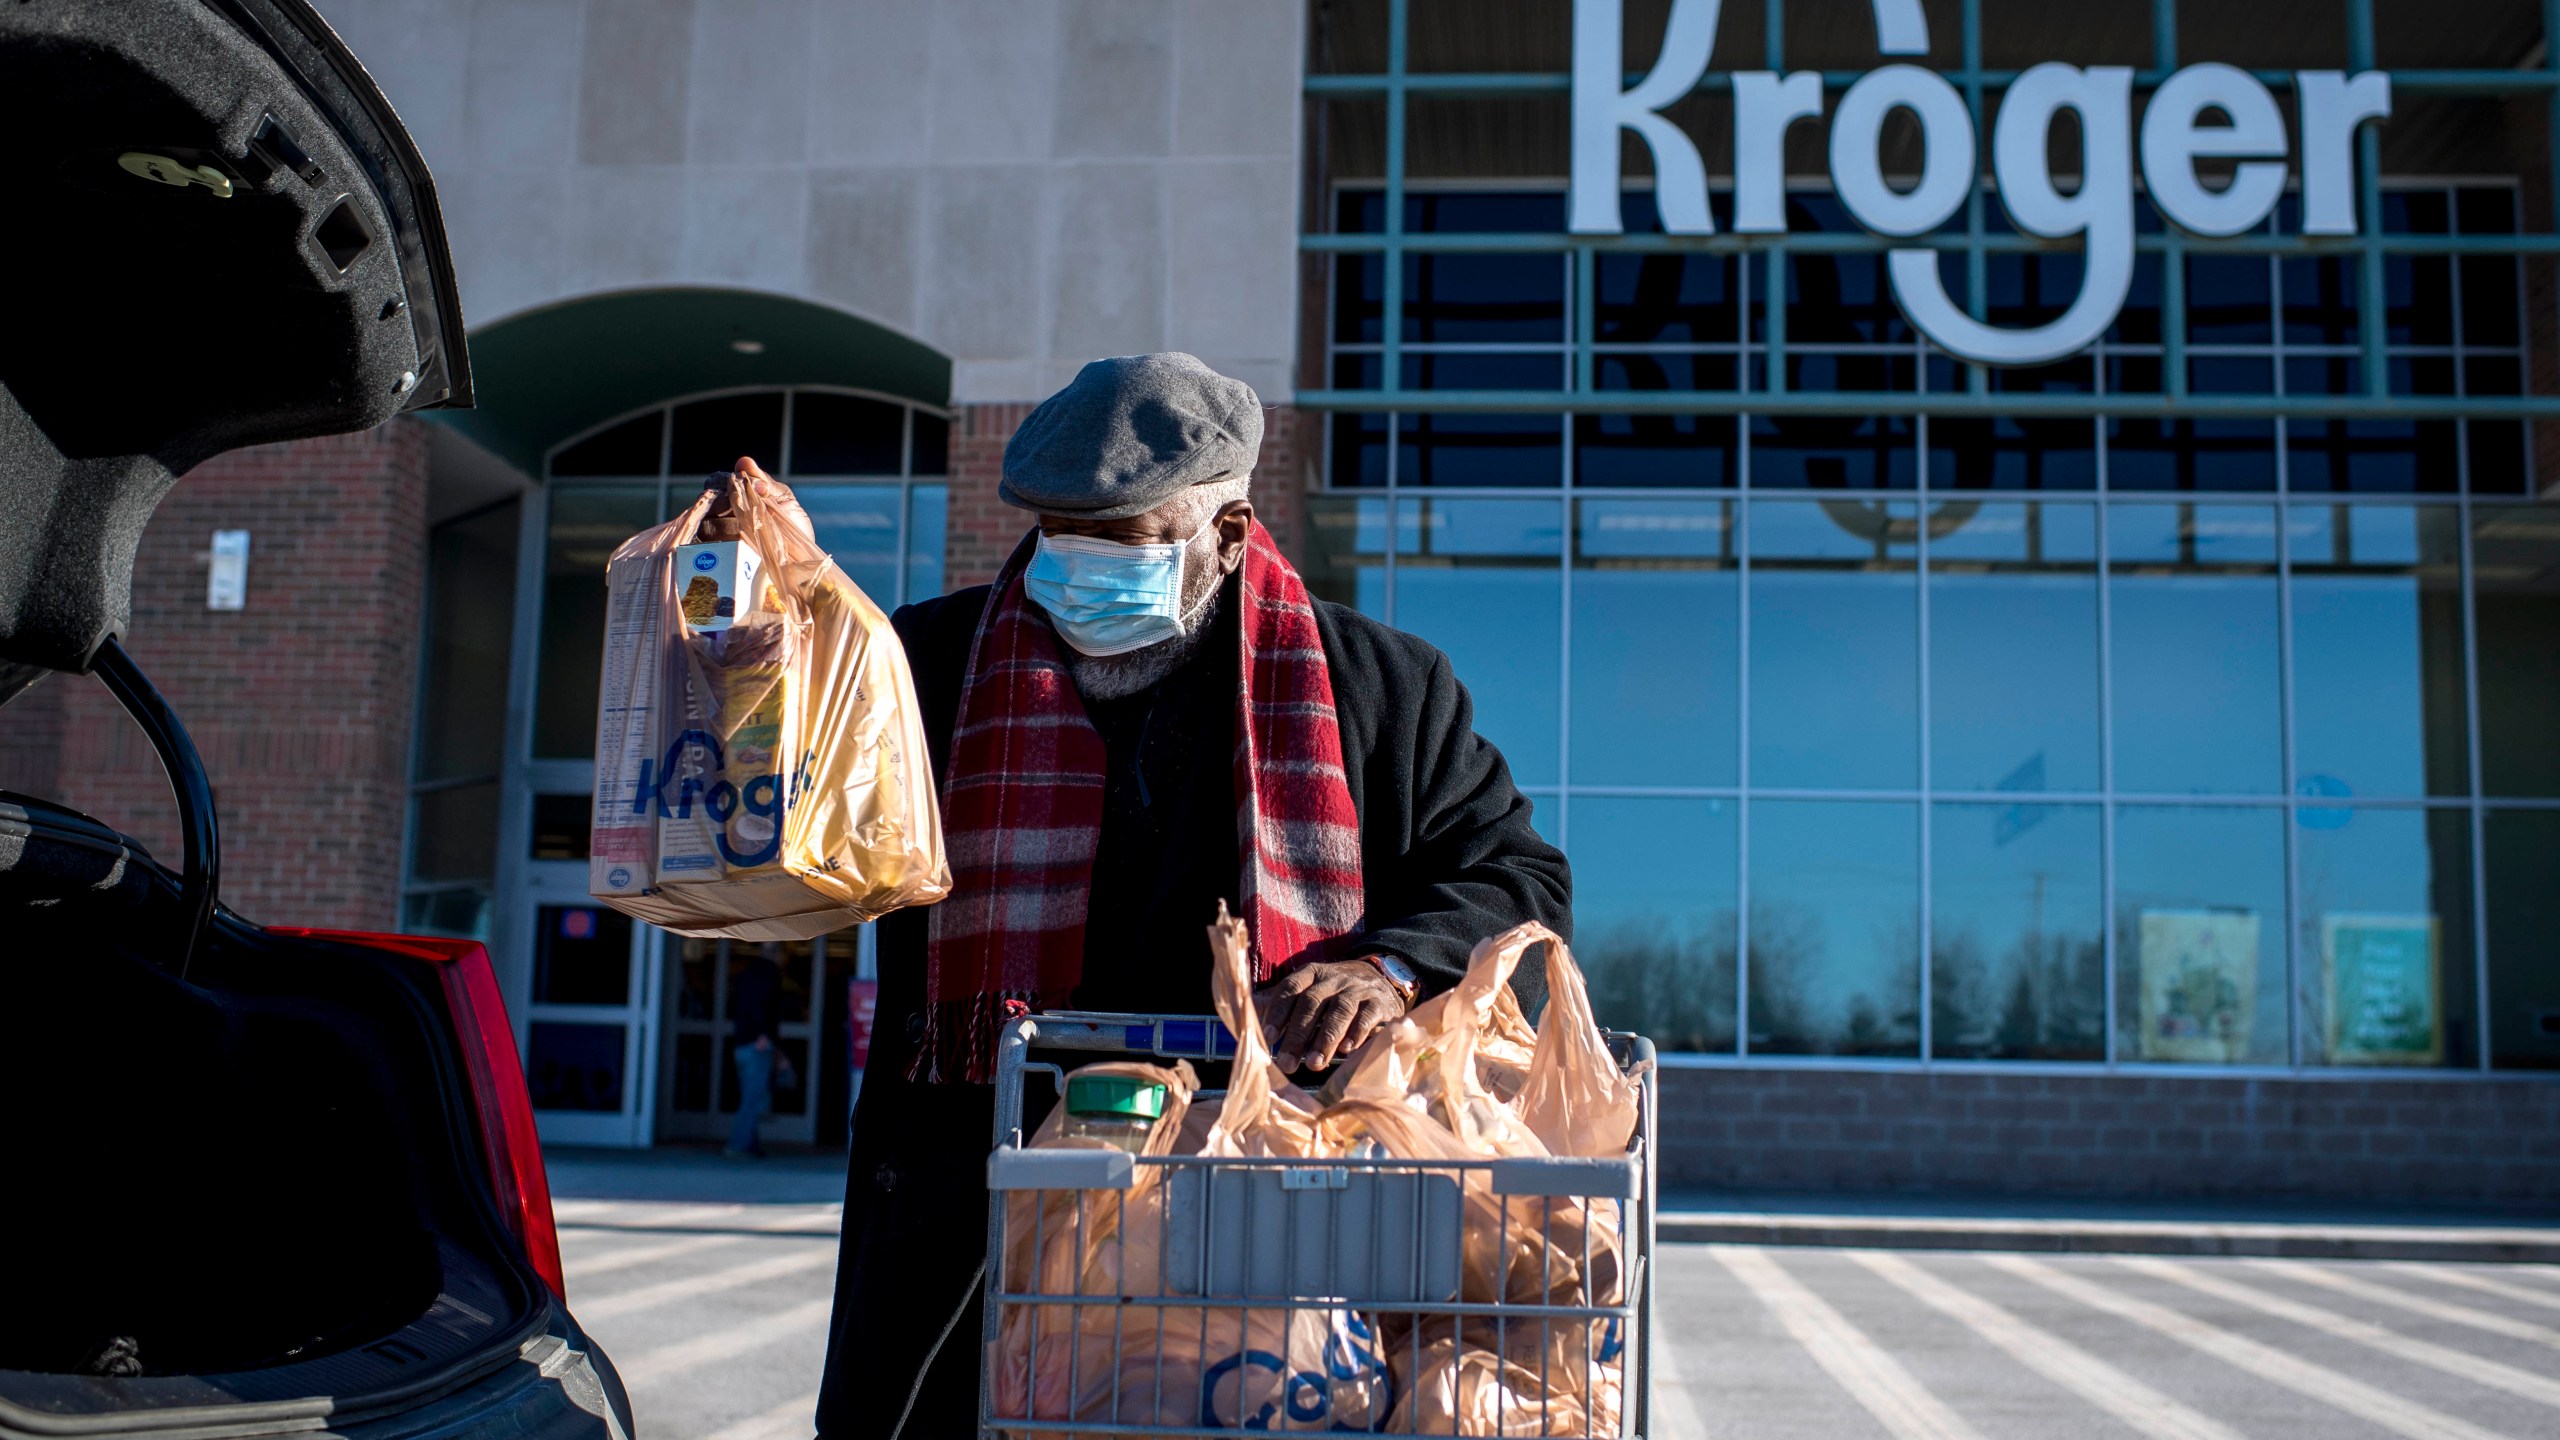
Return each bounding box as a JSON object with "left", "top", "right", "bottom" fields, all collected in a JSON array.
[{"left": 1025, "top": 524, "right": 1213, "bottom": 657}]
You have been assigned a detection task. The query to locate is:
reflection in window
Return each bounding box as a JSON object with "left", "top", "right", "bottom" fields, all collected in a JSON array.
[
  {"left": 2288, "top": 504, "right": 2468, "bottom": 799},
  {"left": 1571, "top": 499, "right": 1735, "bottom": 788},
  {"left": 2484, "top": 809, "right": 2560, "bottom": 1070},
  {"left": 2296, "top": 806, "right": 2475, "bottom": 1068},
  {"left": 2114, "top": 805, "right": 2288, "bottom": 1066},
  {"left": 533, "top": 904, "right": 632, "bottom": 1006},
  {"left": 801, "top": 484, "right": 905, "bottom": 604},
  {"left": 1929, "top": 501, "right": 2100, "bottom": 793},
  {"left": 1749, "top": 500, "right": 1918, "bottom": 789},
  {"left": 1931, "top": 802, "right": 2103, "bottom": 1061},
  {"left": 529, "top": 1022, "right": 625, "bottom": 1112},
  {"left": 2108, "top": 503, "right": 2282, "bottom": 794},
  {"left": 1303, "top": 496, "right": 1397, "bottom": 615},
  {"left": 1749, "top": 800, "right": 1919, "bottom": 1057},
  {"left": 534, "top": 485, "right": 658, "bottom": 759},
  {"left": 1569, "top": 797, "right": 1737, "bottom": 1053},
  {"left": 1391, "top": 498, "right": 1562, "bottom": 787},
  {"left": 907, "top": 484, "right": 948, "bottom": 602},
  {"left": 2472, "top": 505, "right": 2560, "bottom": 798},
  {"left": 1396, "top": 412, "right": 1564, "bottom": 487}
]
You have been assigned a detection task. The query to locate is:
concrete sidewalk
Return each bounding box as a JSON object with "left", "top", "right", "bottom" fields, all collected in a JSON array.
[
  {"left": 542, "top": 1146, "right": 2560, "bottom": 1262},
  {"left": 546, "top": 1143, "right": 849, "bottom": 1205},
  {"left": 1662, "top": 1189, "right": 2560, "bottom": 1262}
]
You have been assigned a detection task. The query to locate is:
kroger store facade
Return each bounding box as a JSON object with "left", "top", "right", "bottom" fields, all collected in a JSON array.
[{"left": 11, "top": 0, "right": 2557, "bottom": 1197}]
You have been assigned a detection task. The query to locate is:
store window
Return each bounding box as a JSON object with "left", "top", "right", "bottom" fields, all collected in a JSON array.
[
  {"left": 401, "top": 499, "right": 520, "bottom": 938},
  {"left": 532, "top": 388, "right": 950, "bottom": 761},
  {"left": 1307, "top": 2, "right": 2554, "bottom": 1073}
]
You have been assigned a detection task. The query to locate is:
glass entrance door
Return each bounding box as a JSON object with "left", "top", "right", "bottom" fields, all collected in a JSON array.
[
  {"left": 517, "top": 857, "right": 661, "bottom": 1147},
  {"left": 656, "top": 930, "right": 849, "bottom": 1145}
]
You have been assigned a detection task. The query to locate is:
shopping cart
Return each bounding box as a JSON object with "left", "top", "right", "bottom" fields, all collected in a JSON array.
[{"left": 980, "top": 1011, "right": 1657, "bottom": 1439}]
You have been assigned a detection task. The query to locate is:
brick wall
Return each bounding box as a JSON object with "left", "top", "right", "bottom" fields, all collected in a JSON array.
[
  {"left": 1659, "top": 1067, "right": 2560, "bottom": 1205},
  {"left": 944, "top": 402, "right": 1316, "bottom": 591},
  {"left": 32, "top": 421, "right": 430, "bottom": 930}
]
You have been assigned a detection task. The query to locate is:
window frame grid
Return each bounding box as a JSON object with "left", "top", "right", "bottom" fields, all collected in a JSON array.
[{"left": 1308, "top": 0, "right": 2549, "bottom": 1076}]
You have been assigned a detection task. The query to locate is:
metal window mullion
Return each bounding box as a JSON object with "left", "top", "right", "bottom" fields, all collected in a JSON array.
[
  {"left": 1766, "top": 247, "right": 1789, "bottom": 396},
  {"left": 2275, "top": 450, "right": 2305, "bottom": 1069},
  {"left": 1965, "top": 0, "right": 1989, "bottom": 400},
  {"left": 1916, "top": 473, "right": 1935, "bottom": 1063},
  {"left": 2351, "top": 0, "right": 2388, "bottom": 399},
  {"left": 1556, "top": 439, "right": 1573, "bottom": 853},
  {"left": 2096, "top": 444, "right": 2120, "bottom": 1067},
  {"left": 1382, "top": 0, "right": 1409, "bottom": 405},
  {"left": 2459, "top": 482, "right": 2494, "bottom": 1071},
  {"left": 778, "top": 388, "right": 796, "bottom": 477},
  {"left": 1735, "top": 484, "right": 1753, "bottom": 1058}
]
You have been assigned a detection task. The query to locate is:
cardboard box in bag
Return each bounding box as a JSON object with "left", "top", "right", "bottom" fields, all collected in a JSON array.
[{"left": 589, "top": 471, "right": 949, "bottom": 939}]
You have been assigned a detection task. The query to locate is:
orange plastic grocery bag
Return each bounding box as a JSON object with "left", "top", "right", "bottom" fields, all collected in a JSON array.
[{"left": 589, "top": 466, "right": 949, "bottom": 938}]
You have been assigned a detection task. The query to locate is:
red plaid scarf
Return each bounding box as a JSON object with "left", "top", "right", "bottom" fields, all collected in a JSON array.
[{"left": 913, "top": 521, "right": 1364, "bottom": 1083}]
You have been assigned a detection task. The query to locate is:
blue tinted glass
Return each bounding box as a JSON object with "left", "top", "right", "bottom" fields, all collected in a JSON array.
[
  {"left": 1615, "top": 188, "right": 1736, "bottom": 234},
  {"left": 1777, "top": 250, "right": 1907, "bottom": 343},
  {"left": 799, "top": 484, "right": 904, "bottom": 606},
  {"left": 1748, "top": 800, "right": 1920, "bottom": 1057},
  {"left": 2109, "top": 409, "right": 2273, "bottom": 486},
  {"left": 2297, "top": 806, "right": 2476, "bottom": 1068},
  {"left": 529, "top": 1022, "right": 628, "bottom": 1112},
  {"left": 1576, "top": 412, "right": 1740, "bottom": 487},
  {"left": 2113, "top": 805, "right": 2289, "bottom": 1065},
  {"left": 1930, "top": 802, "right": 2104, "bottom": 1060},
  {"left": 1592, "top": 353, "right": 1738, "bottom": 394},
  {"left": 1751, "top": 405, "right": 1918, "bottom": 489},
  {"left": 2108, "top": 254, "right": 2163, "bottom": 345},
  {"left": 1399, "top": 413, "right": 1564, "bottom": 486},
  {"left": 1335, "top": 254, "right": 1384, "bottom": 343},
  {"left": 906, "top": 484, "right": 946, "bottom": 602},
  {"left": 1332, "top": 411, "right": 1393, "bottom": 486},
  {"left": 2386, "top": 254, "right": 2456, "bottom": 345},
  {"left": 2284, "top": 360, "right": 2459, "bottom": 493},
  {"left": 1929, "top": 416, "right": 2097, "bottom": 490},
  {"left": 1987, "top": 250, "right": 2090, "bottom": 332},
  {"left": 1568, "top": 796, "right": 1739, "bottom": 1053},
  {"left": 1748, "top": 500, "right": 1918, "bottom": 788},
  {"left": 1596, "top": 253, "right": 1738, "bottom": 343},
  {"left": 1572, "top": 499, "right": 1737, "bottom": 787},
  {"left": 1929, "top": 502, "right": 2101, "bottom": 793},
  {"left": 1402, "top": 254, "right": 1566, "bottom": 342},
  {"left": 1398, "top": 351, "right": 1567, "bottom": 392},
  {"left": 2109, "top": 504, "right": 2283, "bottom": 794},
  {"left": 2461, "top": 253, "right": 2523, "bottom": 346},
  {"left": 1412, "top": 191, "right": 1568, "bottom": 234},
  {"left": 1393, "top": 498, "right": 1562, "bottom": 786},
  {"left": 2467, "top": 505, "right": 2560, "bottom": 798},
  {"left": 2185, "top": 256, "right": 2273, "bottom": 342},
  {"left": 1302, "top": 496, "right": 1398, "bottom": 614},
  {"left": 2280, "top": 255, "right": 2358, "bottom": 346},
  {"left": 2485, "top": 809, "right": 2560, "bottom": 1067}
]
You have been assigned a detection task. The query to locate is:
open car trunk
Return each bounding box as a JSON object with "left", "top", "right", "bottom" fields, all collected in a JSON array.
[{"left": 0, "top": 796, "right": 577, "bottom": 1433}]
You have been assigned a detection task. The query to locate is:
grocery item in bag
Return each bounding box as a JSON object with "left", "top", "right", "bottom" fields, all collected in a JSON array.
[
  {"left": 590, "top": 465, "right": 950, "bottom": 938},
  {"left": 989, "top": 1019, "right": 1390, "bottom": 1435}
]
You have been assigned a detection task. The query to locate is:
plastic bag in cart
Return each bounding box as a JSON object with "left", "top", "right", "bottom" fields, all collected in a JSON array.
[
  {"left": 988, "top": 938, "right": 1392, "bottom": 1436},
  {"left": 588, "top": 464, "right": 949, "bottom": 938}
]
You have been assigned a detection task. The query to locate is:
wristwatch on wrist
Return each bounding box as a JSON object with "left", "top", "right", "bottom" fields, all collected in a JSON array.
[{"left": 1362, "top": 953, "right": 1419, "bottom": 1009}]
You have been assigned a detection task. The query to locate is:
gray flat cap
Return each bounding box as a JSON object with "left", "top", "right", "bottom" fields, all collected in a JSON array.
[{"left": 1000, "top": 353, "right": 1263, "bottom": 519}]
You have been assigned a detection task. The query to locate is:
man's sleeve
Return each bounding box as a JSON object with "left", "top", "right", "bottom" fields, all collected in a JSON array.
[{"left": 1355, "top": 645, "right": 1571, "bottom": 1016}]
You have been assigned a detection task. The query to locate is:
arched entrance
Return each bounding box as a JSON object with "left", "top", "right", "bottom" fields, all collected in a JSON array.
[{"left": 420, "top": 287, "right": 951, "bottom": 1149}]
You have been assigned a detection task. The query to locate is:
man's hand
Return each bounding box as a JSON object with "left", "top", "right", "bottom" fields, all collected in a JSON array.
[{"left": 1254, "top": 959, "right": 1410, "bottom": 1074}]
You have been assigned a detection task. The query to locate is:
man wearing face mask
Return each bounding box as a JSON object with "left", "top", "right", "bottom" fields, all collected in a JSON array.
[{"left": 815, "top": 352, "right": 1569, "bottom": 1440}]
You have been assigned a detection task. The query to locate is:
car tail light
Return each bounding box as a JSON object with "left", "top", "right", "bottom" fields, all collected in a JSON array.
[{"left": 272, "top": 929, "right": 568, "bottom": 1300}]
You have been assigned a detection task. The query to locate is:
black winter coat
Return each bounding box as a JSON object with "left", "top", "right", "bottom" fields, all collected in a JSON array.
[{"left": 814, "top": 573, "right": 1570, "bottom": 1440}]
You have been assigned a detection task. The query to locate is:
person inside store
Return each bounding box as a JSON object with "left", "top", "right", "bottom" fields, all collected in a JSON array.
[{"left": 813, "top": 352, "right": 1570, "bottom": 1440}]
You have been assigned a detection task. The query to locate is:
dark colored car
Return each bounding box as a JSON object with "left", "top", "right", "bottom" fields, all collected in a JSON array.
[{"left": 0, "top": 1, "right": 634, "bottom": 1435}]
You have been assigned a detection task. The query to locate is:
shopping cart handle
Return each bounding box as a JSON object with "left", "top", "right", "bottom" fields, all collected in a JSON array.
[
  {"left": 988, "top": 1144, "right": 1135, "bottom": 1192},
  {"left": 1027, "top": 1011, "right": 1239, "bottom": 1059}
]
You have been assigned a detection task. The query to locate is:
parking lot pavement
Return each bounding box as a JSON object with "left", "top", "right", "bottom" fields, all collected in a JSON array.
[
  {"left": 552, "top": 1197, "right": 844, "bottom": 1440},
  {"left": 556, "top": 1195, "right": 2560, "bottom": 1440},
  {"left": 1673, "top": 1245, "right": 2560, "bottom": 1440}
]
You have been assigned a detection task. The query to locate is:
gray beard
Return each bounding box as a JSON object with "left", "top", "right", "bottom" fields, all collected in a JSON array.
[{"left": 1064, "top": 585, "right": 1224, "bottom": 701}]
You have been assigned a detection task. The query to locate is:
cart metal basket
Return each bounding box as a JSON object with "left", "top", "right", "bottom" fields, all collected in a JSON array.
[{"left": 980, "top": 1012, "right": 1657, "bottom": 1439}]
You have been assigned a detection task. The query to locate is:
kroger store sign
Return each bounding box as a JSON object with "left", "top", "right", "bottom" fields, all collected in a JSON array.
[{"left": 1569, "top": 0, "right": 2393, "bottom": 366}]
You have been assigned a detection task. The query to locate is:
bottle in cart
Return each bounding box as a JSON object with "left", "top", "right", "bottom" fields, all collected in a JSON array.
[{"left": 1060, "top": 1074, "right": 1167, "bottom": 1153}]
